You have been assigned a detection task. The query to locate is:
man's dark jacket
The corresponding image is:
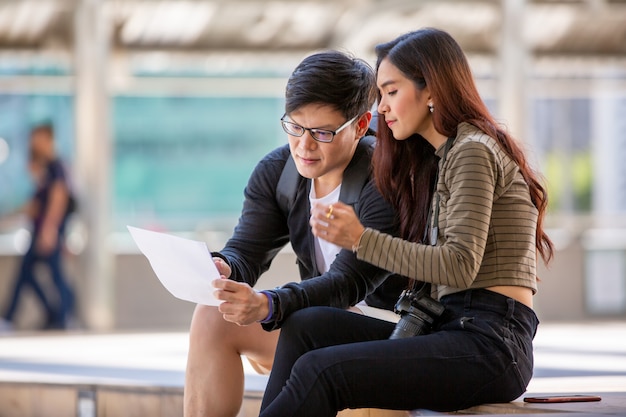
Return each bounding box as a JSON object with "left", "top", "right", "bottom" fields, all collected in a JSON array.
[{"left": 214, "top": 140, "right": 406, "bottom": 330}]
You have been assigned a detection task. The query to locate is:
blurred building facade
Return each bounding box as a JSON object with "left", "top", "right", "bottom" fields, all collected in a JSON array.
[{"left": 0, "top": 0, "right": 625, "bottom": 329}]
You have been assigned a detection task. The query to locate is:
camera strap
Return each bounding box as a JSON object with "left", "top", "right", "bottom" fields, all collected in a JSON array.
[
  {"left": 413, "top": 136, "right": 455, "bottom": 294},
  {"left": 423, "top": 136, "right": 456, "bottom": 247},
  {"left": 390, "top": 137, "right": 455, "bottom": 336}
]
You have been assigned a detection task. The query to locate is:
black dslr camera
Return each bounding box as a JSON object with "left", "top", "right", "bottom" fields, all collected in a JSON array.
[{"left": 389, "top": 283, "right": 445, "bottom": 340}]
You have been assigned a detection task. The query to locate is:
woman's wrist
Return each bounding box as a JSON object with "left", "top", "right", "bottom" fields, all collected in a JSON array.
[{"left": 352, "top": 227, "right": 367, "bottom": 254}]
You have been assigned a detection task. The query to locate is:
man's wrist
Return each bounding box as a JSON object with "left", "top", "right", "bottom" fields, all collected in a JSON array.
[{"left": 257, "top": 290, "right": 274, "bottom": 323}]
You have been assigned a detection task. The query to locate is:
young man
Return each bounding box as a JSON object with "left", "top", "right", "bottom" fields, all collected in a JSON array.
[
  {"left": 2, "top": 123, "right": 75, "bottom": 330},
  {"left": 184, "top": 51, "right": 405, "bottom": 417}
]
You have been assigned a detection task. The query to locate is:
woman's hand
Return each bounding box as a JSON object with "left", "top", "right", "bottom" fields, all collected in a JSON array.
[{"left": 310, "top": 201, "right": 365, "bottom": 251}]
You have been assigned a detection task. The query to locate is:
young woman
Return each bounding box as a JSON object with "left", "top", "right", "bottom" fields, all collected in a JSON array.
[{"left": 259, "top": 28, "right": 554, "bottom": 416}]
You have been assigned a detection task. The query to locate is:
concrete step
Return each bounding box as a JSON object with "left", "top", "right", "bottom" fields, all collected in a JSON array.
[
  {"left": 1, "top": 324, "right": 625, "bottom": 417},
  {"left": 2, "top": 380, "right": 625, "bottom": 417},
  {"left": 0, "top": 381, "right": 270, "bottom": 417},
  {"left": 446, "top": 392, "right": 626, "bottom": 416},
  {"left": 0, "top": 331, "right": 408, "bottom": 417},
  {"left": 0, "top": 331, "right": 261, "bottom": 417}
]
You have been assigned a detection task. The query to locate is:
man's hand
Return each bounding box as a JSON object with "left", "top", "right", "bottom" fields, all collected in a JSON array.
[
  {"left": 212, "top": 278, "right": 270, "bottom": 326},
  {"left": 36, "top": 224, "right": 58, "bottom": 255},
  {"left": 213, "top": 257, "right": 232, "bottom": 279}
]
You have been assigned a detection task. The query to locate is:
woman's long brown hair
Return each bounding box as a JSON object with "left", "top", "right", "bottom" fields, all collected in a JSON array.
[{"left": 373, "top": 28, "right": 554, "bottom": 264}]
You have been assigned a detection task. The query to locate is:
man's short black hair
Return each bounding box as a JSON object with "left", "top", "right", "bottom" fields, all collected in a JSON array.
[{"left": 285, "top": 50, "right": 376, "bottom": 121}]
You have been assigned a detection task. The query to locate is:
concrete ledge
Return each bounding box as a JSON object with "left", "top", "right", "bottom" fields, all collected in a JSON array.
[
  {"left": 0, "top": 381, "right": 184, "bottom": 417},
  {"left": 1, "top": 382, "right": 622, "bottom": 417},
  {"left": 0, "top": 381, "right": 264, "bottom": 417},
  {"left": 0, "top": 331, "right": 264, "bottom": 417},
  {"left": 1, "top": 325, "right": 625, "bottom": 417},
  {"left": 412, "top": 392, "right": 626, "bottom": 416},
  {"left": 338, "top": 410, "right": 409, "bottom": 417}
]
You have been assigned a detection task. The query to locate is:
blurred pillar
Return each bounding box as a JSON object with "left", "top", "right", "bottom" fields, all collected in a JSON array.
[
  {"left": 498, "top": 0, "right": 527, "bottom": 141},
  {"left": 74, "top": 0, "right": 114, "bottom": 329},
  {"left": 592, "top": 79, "right": 626, "bottom": 216}
]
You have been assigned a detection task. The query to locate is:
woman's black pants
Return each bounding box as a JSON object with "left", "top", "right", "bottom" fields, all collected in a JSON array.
[{"left": 260, "top": 289, "right": 539, "bottom": 417}]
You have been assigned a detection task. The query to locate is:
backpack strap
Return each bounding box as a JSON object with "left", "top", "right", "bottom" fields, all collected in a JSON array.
[
  {"left": 276, "top": 135, "right": 376, "bottom": 215},
  {"left": 338, "top": 135, "right": 375, "bottom": 209},
  {"left": 276, "top": 152, "right": 301, "bottom": 216}
]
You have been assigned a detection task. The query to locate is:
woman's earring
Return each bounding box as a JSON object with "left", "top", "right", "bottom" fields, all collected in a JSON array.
[{"left": 428, "top": 103, "right": 434, "bottom": 113}]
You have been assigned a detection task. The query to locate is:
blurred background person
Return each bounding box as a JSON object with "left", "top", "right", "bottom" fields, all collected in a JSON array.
[{"left": 1, "top": 123, "right": 76, "bottom": 331}]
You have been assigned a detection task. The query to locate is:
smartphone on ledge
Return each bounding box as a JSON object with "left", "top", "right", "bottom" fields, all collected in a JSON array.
[{"left": 523, "top": 394, "right": 602, "bottom": 403}]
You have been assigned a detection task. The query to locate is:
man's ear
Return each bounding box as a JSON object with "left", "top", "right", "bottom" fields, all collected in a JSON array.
[{"left": 356, "top": 112, "right": 373, "bottom": 137}]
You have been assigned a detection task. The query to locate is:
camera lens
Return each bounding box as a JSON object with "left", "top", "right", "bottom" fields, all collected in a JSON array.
[{"left": 389, "top": 314, "right": 427, "bottom": 339}]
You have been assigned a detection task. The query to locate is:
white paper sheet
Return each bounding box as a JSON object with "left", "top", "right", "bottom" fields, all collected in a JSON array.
[{"left": 127, "top": 225, "right": 221, "bottom": 306}]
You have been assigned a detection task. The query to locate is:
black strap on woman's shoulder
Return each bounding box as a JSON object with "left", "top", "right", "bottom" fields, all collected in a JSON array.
[{"left": 424, "top": 136, "right": 455, "bottom": 246}]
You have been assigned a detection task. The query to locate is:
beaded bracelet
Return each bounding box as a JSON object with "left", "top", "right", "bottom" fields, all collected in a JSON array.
[{"left": 258, "top": 290, "right": 274, "bottom": 323}]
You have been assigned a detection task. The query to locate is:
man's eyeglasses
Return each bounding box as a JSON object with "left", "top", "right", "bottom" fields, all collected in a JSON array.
[{"left": 280, "top": 114, "right": 358, "bottom": 143}]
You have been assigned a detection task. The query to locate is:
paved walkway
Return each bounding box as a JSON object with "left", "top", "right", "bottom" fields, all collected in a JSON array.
[
  {"left": 526, "top": 321, "right": 626, "bottom": 395},
  {"left": 459, "top": 320, "right": 626, "bottom": 416},
  {"left": 0, "top": 320, "right": 625, "bottom": 415}
]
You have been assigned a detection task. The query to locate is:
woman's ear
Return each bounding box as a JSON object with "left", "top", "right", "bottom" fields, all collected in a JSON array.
[{"left": 425, "top": 87, "right": 434, "bottom": 109}]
